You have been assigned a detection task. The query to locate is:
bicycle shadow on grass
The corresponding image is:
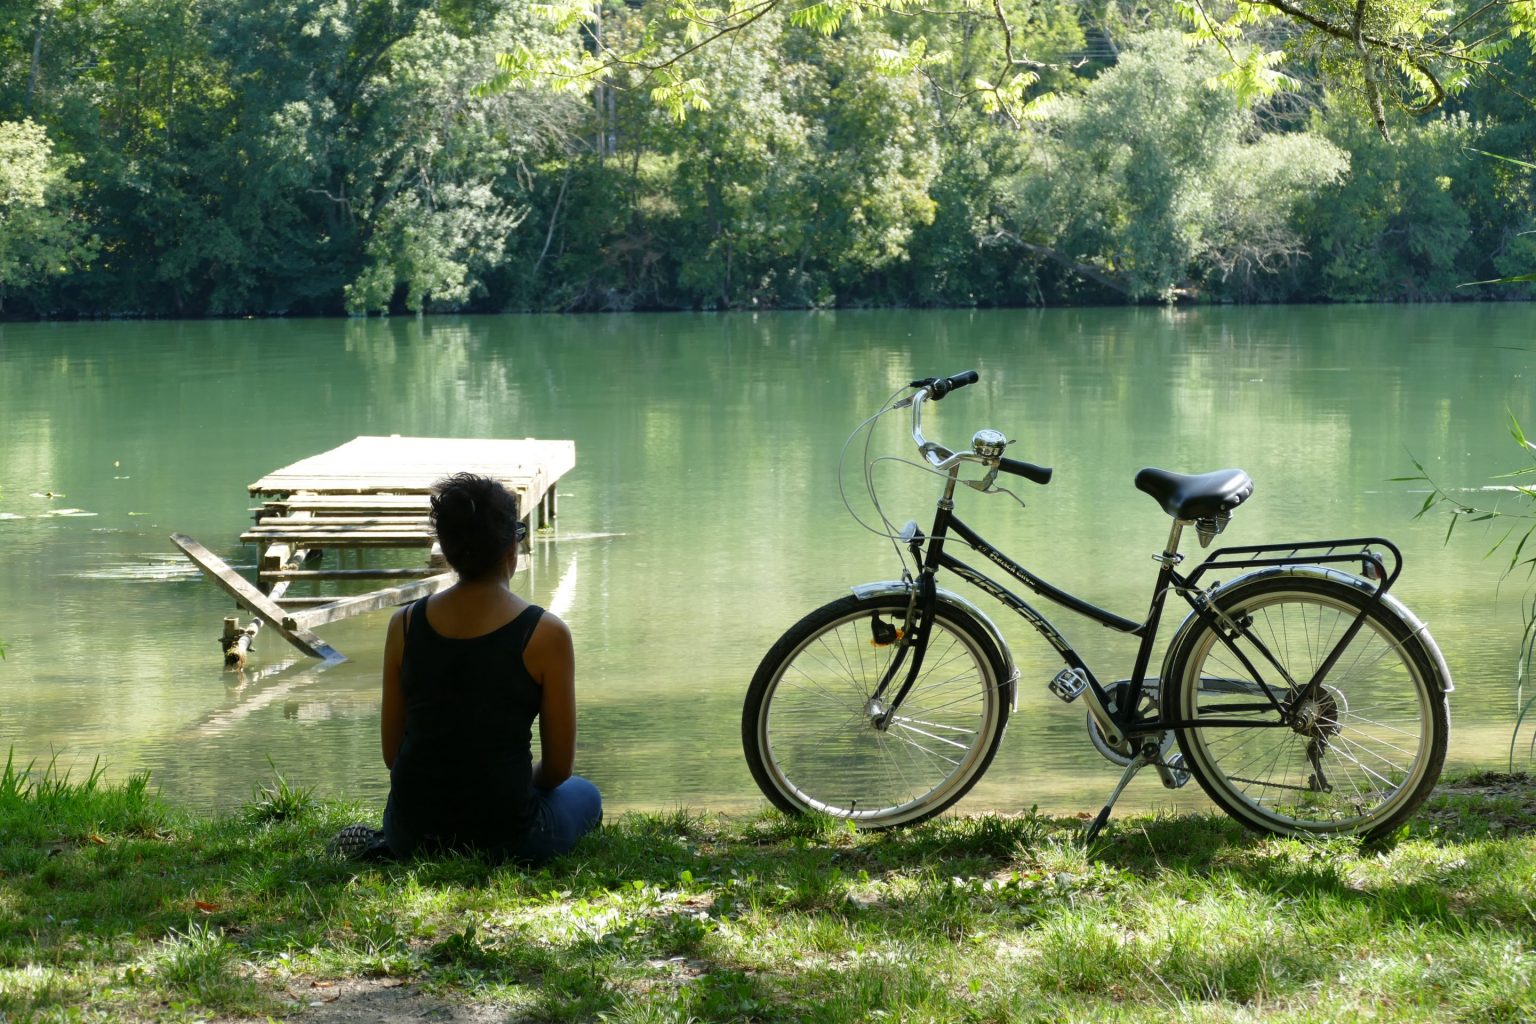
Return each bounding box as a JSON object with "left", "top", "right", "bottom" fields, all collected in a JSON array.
[{"left": 1081, "top": 777, "right": 1536, "bottom": 928}]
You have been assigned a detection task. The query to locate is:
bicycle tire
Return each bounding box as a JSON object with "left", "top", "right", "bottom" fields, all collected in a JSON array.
[
  {"left": 1163, "top": 573, "right": 1449, "bottom": 840},
  {"left": 742, "top": 594, "right": 1012, "bottom": 828}
]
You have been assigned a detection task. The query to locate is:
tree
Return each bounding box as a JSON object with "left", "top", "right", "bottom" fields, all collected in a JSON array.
[
  {"left": 496, "top": 5, "right": 943, "bottom": 310},
  {"left": 2, "top": 0, "right": 582, "bottom": 315},
  {"left": 1295, "top": 103, "right": 1477, "bottom": 300},
  {"left": 342, "top": 9, "right": 579, "bottom": 313},
  {"left": 995, "top": 32, "right": 1347, "bottom": 301},
  {"left": 0, "top": 117, "right": 93, "bottom": 312}
]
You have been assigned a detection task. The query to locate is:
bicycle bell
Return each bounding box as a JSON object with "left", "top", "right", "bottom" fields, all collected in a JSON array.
[{"left": 971, "top": 428, "right": 1008, "bottom": 458}]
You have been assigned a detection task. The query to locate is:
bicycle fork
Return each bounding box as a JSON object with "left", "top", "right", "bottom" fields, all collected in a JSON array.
[{"left": 867, "top": 570, "right": 937, "bottom": 731}]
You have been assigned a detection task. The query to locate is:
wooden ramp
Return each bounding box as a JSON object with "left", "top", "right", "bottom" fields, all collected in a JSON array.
[{"left": 176, "top": 435, "right": 575, "bottom": 664}]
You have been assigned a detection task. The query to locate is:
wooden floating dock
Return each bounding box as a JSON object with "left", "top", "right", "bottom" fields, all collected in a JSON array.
[{"left": 174, "top": 435, "right": 575, "bottom": 666}]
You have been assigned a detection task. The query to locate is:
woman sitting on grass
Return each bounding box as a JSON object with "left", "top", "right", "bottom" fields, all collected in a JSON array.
[{"left": 373, "top": 471, "right": 601, "bottom": 862}]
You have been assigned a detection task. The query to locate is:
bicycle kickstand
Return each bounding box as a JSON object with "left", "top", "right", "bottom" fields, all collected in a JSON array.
[{"left": 1083, "top": 750, "right": 1153, "bottom": 844}]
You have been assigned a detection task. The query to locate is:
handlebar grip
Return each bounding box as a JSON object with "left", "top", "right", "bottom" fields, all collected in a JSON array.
[
  {"left": 910, "top": 370, "right": 979, "bottom": 400},
  {"left": 998, "top": 457, "right": 1053, "bottom": 485}
]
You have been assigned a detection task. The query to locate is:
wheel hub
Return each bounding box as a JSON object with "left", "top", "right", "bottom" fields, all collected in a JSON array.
[{"left": 1286, "top": 686, "right": 1342, "bottom": 740}]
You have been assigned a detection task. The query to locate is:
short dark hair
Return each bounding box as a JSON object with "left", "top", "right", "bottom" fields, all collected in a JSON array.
[{"left": 429, "top": 473, "right": 524, "bottom": 580}]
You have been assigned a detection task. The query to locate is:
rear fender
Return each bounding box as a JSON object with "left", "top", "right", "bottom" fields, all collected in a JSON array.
[{"left": 1160, "top": 565, "right": 1453, "bottom": 693}]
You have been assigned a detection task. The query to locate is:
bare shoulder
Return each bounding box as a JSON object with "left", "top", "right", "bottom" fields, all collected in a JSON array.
[
  {"left": 530, "top": 608, "right": 572, "bottom": 645},
  {"left": 536, "top": 607, "right": 569, "bottom": 633},
  {"left": 525, "top": 610, "right": 574, "bottom": 685},
  {"left": 384, "top": 605, "right": 408, "bottom": 642}
]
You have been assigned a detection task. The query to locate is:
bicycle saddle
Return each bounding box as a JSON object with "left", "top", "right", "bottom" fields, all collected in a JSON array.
[{"left": 1134, "top": 467, "right": 1254, "bottom": 520}]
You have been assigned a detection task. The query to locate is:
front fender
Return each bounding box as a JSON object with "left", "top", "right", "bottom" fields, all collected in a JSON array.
[
  {"left": 850, "top": 579, "right": 1019, "bottom": 704},
  {"left": 1160, "top": 565, "right": 1453, "bottom": 693}
]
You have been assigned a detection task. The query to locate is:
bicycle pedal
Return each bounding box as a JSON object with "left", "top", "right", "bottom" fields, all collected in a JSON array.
[
  {"left": 1049, "top": 668, "right": 1089, "bottom": 703},
  {"left": 1157, "top": 753, "right": 1191, "bottom": 790}
]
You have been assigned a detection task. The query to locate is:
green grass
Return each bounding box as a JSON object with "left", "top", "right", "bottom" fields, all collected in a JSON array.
[{"left": 2, "top": 761, "right": 1535, "bottom": 1022}]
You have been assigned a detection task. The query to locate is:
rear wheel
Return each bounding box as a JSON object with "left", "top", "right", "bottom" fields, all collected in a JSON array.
[
  {"left": 742, "top": 594, "right": 1011, "bottom": 827},
  {"left": 1164, "top": 575, "right": 1448, "bottom": 840}
]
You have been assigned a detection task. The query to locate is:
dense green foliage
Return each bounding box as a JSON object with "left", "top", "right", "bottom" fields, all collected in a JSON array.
[
  {"left": 4, "top": 757, "right": 1536, "bottom": 1021},
  {"left": 1, "top": 0, "right": 1532, "bottom": 315}
]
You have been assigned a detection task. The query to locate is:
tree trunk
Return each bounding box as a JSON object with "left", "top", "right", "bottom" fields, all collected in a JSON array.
[
  {"left": 25, "top": 13, "right": 46, "bottom": 113},
  {"left": 990, "top": 231, "right": 1132, "bottom": 296}
]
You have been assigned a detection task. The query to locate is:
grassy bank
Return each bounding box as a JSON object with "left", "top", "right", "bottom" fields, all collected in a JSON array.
[{"left": 3, "top": 758, "right": 1535, "bottom": 1023}]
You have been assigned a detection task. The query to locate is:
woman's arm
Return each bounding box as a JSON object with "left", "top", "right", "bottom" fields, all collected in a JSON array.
[
  {"left": 527, "top": 613, "right": 576, "bottom": 789},
  {"left": 380, "top": 607, "right": 407, "bottom": 769}
]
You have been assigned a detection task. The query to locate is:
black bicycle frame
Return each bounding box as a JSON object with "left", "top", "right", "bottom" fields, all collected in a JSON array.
[{"left": 870, "top": 470, "right": 1403, "bottom": 741}]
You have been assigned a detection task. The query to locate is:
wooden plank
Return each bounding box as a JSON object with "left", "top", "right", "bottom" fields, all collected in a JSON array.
[
  {"left": 244, "top": 525, "right": 434, "bottom": 537},
  {"left": 266, "top": 493, "right": 434, "bottom": 506},
  {"left": 285, "top": 573, "right": 455, "bottom": 630},
  {"left": 255, "top": 515, "right": 431, "bottom": 527},
  {"left": 247, "top": 520, "right": 433, "bottom": 531},
  {"left": 239, "top": 531, "right": 434, "bottom": 547},
  {"left": 255, "top": 481, "right": 548, "bottom": 515},
  {"left": 255, "top": 479, "right": 532, "bottom": 496},
  {"left": 262, "top": 543, "right": 292, "bottom": 575},
  {"left": 251, "top": 533, "right": 426, "bottom": 540},
  {"left": 262, "top": 567, "right": 439, "bottom": 582},
  {"left": 170, "top": 533, "right": 345, "bottom": 662},
  {"left": 259, "top": 497, "right": 434, "bottom": 516}
]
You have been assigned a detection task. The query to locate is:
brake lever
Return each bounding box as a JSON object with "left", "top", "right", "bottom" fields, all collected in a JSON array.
[
  {"left": 963, "top": 473, "right": 1028, "bottom": 509},
  {"left": 963, "top": 467, "right": 1000, "bottom": 492}
]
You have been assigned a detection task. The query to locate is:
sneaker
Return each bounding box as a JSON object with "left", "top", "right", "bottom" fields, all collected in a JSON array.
[{"left": 327, "top": 823, "right": 392, "bottom": 860}]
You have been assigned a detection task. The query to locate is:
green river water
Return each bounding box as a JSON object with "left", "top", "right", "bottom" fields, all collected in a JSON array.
[{"left": 0, "top": 306, "right": 1530, "bottom": 819}]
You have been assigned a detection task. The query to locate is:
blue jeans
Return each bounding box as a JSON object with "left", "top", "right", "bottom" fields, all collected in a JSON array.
[{"left": 513, "top": 775, "right": 603, "bottom": 863}]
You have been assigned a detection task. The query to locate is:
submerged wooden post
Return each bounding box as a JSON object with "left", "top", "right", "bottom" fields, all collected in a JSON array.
[
  {"left": 535, "top": 482, "right": 558, "bottom": 530},
  {"left": 220, "top": 615, "right": 261, "bottom": 671}
]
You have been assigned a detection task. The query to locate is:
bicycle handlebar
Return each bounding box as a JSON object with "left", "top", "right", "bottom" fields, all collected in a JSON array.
[
  {"left": 908, "top": 370, "right": 979, "bottom": 400},
  {"left": 999, "top": 456, "right": 1053, "bottom": 485},
  {"left": 908, "top": 370, "right": 1052, "bottom": 485}
]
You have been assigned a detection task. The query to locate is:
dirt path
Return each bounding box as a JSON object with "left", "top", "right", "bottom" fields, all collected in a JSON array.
[{"left": 224, "top": 978, "right": 508, "bottom": 1024}]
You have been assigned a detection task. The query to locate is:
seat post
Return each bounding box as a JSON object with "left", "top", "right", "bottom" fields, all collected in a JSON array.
[
  {"left": 1157, "top": 519, "right": 1186, "bottom": 567},
  {"left": 1122, "top": 515, "right": 1189, "bottom": 720}
]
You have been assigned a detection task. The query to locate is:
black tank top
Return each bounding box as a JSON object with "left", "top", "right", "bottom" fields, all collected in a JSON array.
[{"left": 383, "top": 597, "right": 544, "bottom": 857}]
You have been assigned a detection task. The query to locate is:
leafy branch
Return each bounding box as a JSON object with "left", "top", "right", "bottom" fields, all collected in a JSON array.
[
  {"left": 483, "top": 0, "right": 1535, "bottom": 131},
  {"left": 1401, "top": 414, "right": 1536, "bottom": 766},
  {"left": 485, "top": 0, "right": 1086, "bottom": 123},
  {"left": 1184, "top": 0, "right": 1535, "bottom": 136},
  {"left": 1402, "top": 414, "right": 1536, "bottom": 562}
]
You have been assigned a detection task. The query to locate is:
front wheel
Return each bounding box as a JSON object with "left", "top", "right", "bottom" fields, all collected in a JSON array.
[
  {"left": 1164, "top": 575, "right": 1449, "bottom": 841},
  {"left": 742, "top": 594, "right": 1011, "bottom": 828}
]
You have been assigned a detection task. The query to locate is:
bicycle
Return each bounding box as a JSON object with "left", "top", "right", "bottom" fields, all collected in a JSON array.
[{"left": 741, "top": 370, "right": 1452, "bottom": 842}]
